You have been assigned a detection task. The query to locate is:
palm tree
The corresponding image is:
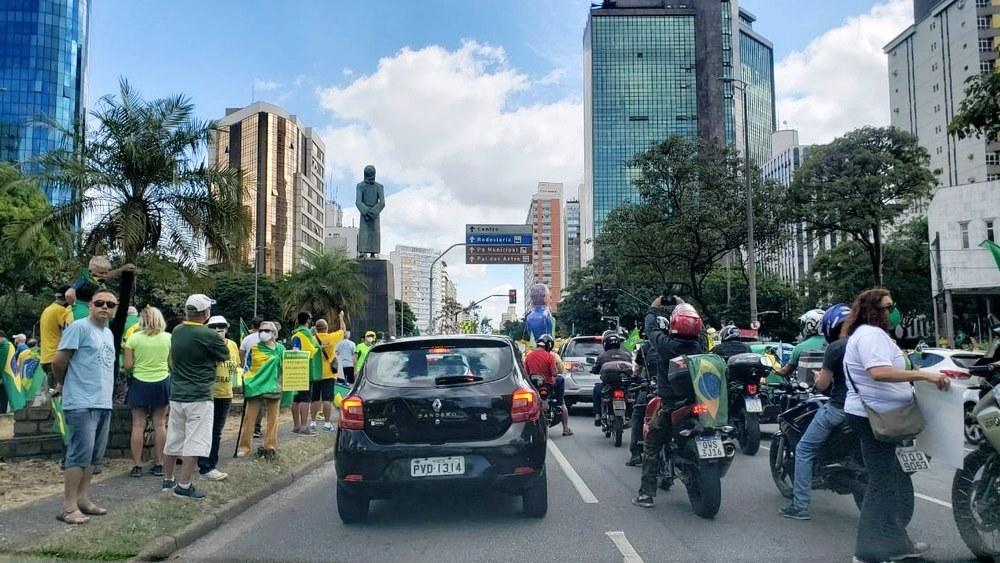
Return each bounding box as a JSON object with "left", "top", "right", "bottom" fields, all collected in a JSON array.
[
  {"left": 20, "top": 79, "right": 252, "bottom": 266},
  {"left": 280, "top": 249, "right": 368, "bottom": 323}
]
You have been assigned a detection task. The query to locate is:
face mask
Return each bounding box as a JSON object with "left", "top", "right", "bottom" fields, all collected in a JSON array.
[
  {"left": 213, "top": 328, "right": 226, "bottom": 337},
  {"left": 888, "top": 306, "right": 902, "bottom": 331},
  {"left": 260, "top": 331, "right": 275, "bottom": 342},
  {"left": 366, "top": 337, "right": 375, "bottom": 344}
]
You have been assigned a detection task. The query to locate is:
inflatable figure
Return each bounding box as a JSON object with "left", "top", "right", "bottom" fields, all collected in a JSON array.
[{"left": 523, "top": 283, "right": 555, "bottom": 341}]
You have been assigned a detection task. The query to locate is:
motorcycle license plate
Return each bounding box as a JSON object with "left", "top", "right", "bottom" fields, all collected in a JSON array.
[
  {"left": 744, "top": 396, "right": 763, "bottom": 413},
  {"left": 410, "top": 456, "right": 465, "bottom": 477},
  {"left": 695, "top": 436, "right": 725, "bottom": 459},
  {"left": 613, "top": 399, "right": 626, "bottom": 414},
  {"left": 895, "top": 447, "right": 929, "bottom": 473}
]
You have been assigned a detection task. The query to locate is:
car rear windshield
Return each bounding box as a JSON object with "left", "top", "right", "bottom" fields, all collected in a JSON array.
[
  {"left": 364, "top": 341, "right": 514, "bottom": 387},
  {"left": 564, "top": 339, "right": 603, "bottom": 358}
]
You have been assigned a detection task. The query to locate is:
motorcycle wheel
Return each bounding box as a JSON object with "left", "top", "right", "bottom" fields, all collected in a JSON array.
[
  {"left": 952, "top": 447, "right": 1000, "bottom": 559},
  {"left": 686, "top": 461, "right": 722, "bottom": 519},
  {"left": 769, "top": 433, "right": 794, "bottom": 499},
  {"left": 740, "top": 412, "right": 761, "bottom": 456},
  {"left": 613, "top": 417, "right": 623, "bottom": 447},
  {"left": 964, "top": 403, "right": 984, "bottom": 445}
]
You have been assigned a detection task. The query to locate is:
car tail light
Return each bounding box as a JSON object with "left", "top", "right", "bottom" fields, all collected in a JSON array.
[
  {"left": 746, "top": 383, "right": 758, "bottom": 395},
  {"left": 511, "top": 388, "right": 540, "bottom": 423},
  {"left": 339, "top": 395, "right": 365, "bottom": 430},
  {"left": 612, "top": 389, "right": 626, "bottom": 399},
  {"left": 941, "top": 369, "right": 970, "bottom": 379},
  {"left": 691, "top": 404, "right": 709, "bottom": 416},
  {"left": 513, "top": 466, "right": 535, "bottom": 475},
  {"left": 344, "top": 474, "right": 364, "bottom": 482}
]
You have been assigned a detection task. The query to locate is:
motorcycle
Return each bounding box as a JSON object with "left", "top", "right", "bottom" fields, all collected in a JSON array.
[
  {"left": 599, "top": 360, "right": 636, "bottom": 447},
  {"left": 725, "top": 353, "right": 769, "bottom": 455},
  {"left": 529, "top": 374, "right": 563, "bottom": 429},
  {"left": 952, "top": 360, "right": 1000, "bottom": 559},
  {"left": 641, "top": 354, "right": 736, "bottom": 519},
  {"left": 769, "top": 394, "right": 872, "bottom": 512}
]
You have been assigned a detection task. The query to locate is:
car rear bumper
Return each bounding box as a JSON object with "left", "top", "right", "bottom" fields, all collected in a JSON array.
[
  {"left": 335, "top": 423, "right": 547, "bottom": 497},
  {"left": 563, "top": 372, "right": 599, "bottom": 402}
]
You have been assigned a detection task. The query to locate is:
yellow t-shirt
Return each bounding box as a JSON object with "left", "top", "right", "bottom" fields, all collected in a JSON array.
[
  {"left": 39, "top": 302, "right": 73, "bottom": 364},
  {"left": 213, "top": 340, "right": 241, "bottom": 399},
  {"left": 315, "top": 330, "right": 344, "bottom": 380}
]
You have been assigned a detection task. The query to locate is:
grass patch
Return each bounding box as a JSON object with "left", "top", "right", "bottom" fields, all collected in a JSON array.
[{"left": 12, "top": 433, "right": 334, "bottom": 561}]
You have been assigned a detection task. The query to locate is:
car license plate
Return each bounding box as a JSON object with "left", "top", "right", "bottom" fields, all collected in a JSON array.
[
  {"left": 895, "top": 447, "right": 929, "bottom": 473},
  {"left": 613, "top": 399, "right": 626, "bottom": 414},
  {"left": 695, "top": 436, "right": 725, "bottom": 459},
  {"left": 744, "top": 396, "right": 763, "bottom": 413},
  {"left": 410, "top": 456, "right": 465, "bottom": 478}
]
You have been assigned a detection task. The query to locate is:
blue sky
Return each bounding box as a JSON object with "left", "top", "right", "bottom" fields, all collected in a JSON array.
[{"left": 89, "top": 0, "right": 912, "bottom": 325}]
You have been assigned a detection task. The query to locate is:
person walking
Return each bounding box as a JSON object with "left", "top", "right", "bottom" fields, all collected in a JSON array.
[
  {"left": 290, "top": 312, "right": 321, "bottom": 436},
  {"left": 312, "top": 313, "right": 345, "bottom": 431},
  {"left": 50, "top": 289, "right": 119, "bottom": 524},
  {"left": 197, "top": 316, "right": 241, "bottom": 481},
  {"left": 39, "top": 286, "right": 74, "bottom": 383},
  {"left": 335, "top": 331, "right": 357, "bottom": 385},
  {"left": 237, "top": 321, "right": 285, "bottom": 459},
  {"left": 162, "top": 295, "right": 230, "bottom": 499},
  {"left": 842, "top": 289, "right": 951, "bottom": 563},
  {"left": 123, "top": 306, "right": 171, "bottom": 478}
]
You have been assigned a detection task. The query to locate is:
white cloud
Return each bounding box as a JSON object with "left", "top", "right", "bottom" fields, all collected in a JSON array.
[
  {"left": 253, "top": 79, "right": 281, "bottom": 91},
  {"left": 774, "top": 0, "right": 911, "bottom": 145},
  {"left": 342, "top": 68, "right": 354, "bottom": 77},
  {"left": 536, "top": 68, "right": 566, "bottom": 86}
]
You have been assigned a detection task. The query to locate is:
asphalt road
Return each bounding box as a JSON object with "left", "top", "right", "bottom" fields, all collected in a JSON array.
[{"left": 176, "top": 410, "right": 979, "bottom": 563}]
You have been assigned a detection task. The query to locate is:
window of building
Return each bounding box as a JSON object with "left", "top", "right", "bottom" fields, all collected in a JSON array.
[
  {"left": 987, "top": 152, "right": 1000, "bottom": 166},
  {"left": 931, "top": 42, "right": 937, "bottom": 51},
  {"left": 979, "top": 16, "right": 992, "bottom": 30},
  {"left": 978, "top": 0, "right": 991, "bottom": 6},
  {"left": 931, "top": 63, "right": 938, "bottom": 72},
  {"left": 932, "top": 83, "right": 940, "bottom": 92},
  {"left": 989, "top": 173, "right": 1000, "bottom": 181},
  {"left": 980, "top": 38, "right": 993, "bottom": 52},
  {"left": 960, "top": 222, "right": 971, "bottom": 249},
  {"left": 982, "top": 61, "right": 995, "bottom": 74},
  {"left": 987, "top": 220, "right": 996, "bottom": 243}
]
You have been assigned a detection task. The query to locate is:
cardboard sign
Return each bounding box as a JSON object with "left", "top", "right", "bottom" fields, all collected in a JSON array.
[
  {"left": 914, "top": 380, "right": 966, "bottom": 470},
  {"left": 282, "top": 351, "right": 311, "bottom": 392}
]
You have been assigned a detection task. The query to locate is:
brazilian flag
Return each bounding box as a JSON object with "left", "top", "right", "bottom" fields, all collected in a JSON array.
[
  {"left": 623, "top": 327, "right": 640, "bottom": 353},
  {"left": 239, "top": 318, "right": 250, "bottom": 343},
  {"left": 686, "top": 354, "right": 729, "bottom": 427},
  {"left": 1, "top": 341, "right": 45, "bottom": 411},
  {"left": 51, "top": 395, "right": 69, "bottom": 445}
]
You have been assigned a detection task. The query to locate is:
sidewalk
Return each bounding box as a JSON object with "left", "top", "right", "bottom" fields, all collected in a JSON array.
[{"left": 0, "top": 408, "right": 334, "bottom": 551}]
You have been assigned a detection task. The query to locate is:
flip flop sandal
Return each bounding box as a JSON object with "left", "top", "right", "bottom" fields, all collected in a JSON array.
[
  {"left": 563, "top": 429, "right": 574, "bottom": 436},
  {"left": 56, "top": 510, "right": 90, "bottom": 525},
  {"left": 79, "top": 505, "right": 108, "bottom": 516}
]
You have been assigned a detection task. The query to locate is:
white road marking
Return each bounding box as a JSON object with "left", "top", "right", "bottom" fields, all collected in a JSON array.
[
  {"left": 606, "top": 531, "right": 644, "bottom": 563},
  {"left": 914, "top": 492, "right": 952, "bottom": 509},
  {"left": 759, "top": 444, "right": 770, "bottom": 452},
  {"left": 547, "top": 440, "right": 599, "bottom": 503},
  {"left": 964, "top": 447, "right": 975, "bottom": 453}
]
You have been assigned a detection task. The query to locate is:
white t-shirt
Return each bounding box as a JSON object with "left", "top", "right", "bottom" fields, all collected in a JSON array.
[
  {"left": 336, "top": 339, "right": 357, "bottom": 368},
  {"left": 844, "top": 325, "right": 913, "bottom": 417},
  {"left": 240, "top": 331, "right": 261, "bottom": 356}
]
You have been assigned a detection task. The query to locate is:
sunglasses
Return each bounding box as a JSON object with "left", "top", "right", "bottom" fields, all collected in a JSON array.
[
  {"left": 92, "top": 300, "right": 118, "bottom": 309},
  {"left": 259, "top": 329, "right": 274, "bottom": 334}
]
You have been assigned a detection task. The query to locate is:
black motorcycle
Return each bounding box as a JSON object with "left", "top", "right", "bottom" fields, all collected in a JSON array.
[
  {"left": 769, "top": 394, "right": 874, "bottom": 512},
  {"left": 529, "top": 375, "right": 563, "bottom": 429},
  {"left": 725, "top": 353, "right": 768, "bottom": 455},
  {"left": 599, "top": 360, "right": 635, "bottom": 447}
]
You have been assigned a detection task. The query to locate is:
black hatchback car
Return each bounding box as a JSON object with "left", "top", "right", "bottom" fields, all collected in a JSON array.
[{"left": 334, "top": 335, "right": 548, "bottom": 523}]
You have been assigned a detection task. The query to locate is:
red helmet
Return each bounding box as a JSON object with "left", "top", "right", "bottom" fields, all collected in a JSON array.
[{"left": 669, "top": 304, "right": 703, "bottom": 338}]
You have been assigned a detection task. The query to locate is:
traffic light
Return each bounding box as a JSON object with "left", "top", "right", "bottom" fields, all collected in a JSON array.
[{"left": 508, "top": 289, "right": 517, "bottom": 304}]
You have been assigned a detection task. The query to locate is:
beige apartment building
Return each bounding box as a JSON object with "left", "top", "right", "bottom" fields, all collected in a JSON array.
[{"left": 524, "top": 182, "right": 564, "bottom": 312}]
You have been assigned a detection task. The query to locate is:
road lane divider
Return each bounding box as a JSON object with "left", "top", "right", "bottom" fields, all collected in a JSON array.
[
  {"left": 606, "top": 531, "right": 644, "bottom": 563},
  {"left": 914, "top": 492, "right": 952, "bottom": 509},
  {"left": 547, "top": 440, "right": 599, "bottom": 504}
]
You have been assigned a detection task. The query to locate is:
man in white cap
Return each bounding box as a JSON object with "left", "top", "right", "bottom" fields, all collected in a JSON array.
[
  {"left": 162, "top": 294, "right": 230, "bottom": 499},
  {"left": 197, "top": 315, "right": 241, "bottom": 481}
]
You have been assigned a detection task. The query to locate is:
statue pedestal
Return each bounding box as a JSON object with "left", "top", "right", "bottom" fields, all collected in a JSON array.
[{"left": 355, "top": 259, "right": 396, "bottom": 339}]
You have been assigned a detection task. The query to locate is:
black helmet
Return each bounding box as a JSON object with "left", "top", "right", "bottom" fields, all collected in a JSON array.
[
  {"left": 537, "top": 334, "right": 555, "bottom": 351},
  {"left": 719, "top": 325, "right": 741, "bottom": 342},
  {"left": 603, "top": 333, "right": 623, "bottom": 350}
]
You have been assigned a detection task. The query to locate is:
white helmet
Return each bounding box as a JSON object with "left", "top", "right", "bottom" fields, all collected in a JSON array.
[{"left": 799, "top": 309, "right": 825, "bottom": 338}]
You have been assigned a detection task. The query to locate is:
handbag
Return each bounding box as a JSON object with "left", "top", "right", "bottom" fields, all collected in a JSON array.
[{"left": 845, "top": 362, "right": 924, "bottom": 443}]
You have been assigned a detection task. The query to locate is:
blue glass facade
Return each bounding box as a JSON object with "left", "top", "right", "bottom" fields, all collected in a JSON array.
[
  {"left": 739, "top": 11, "right": 776, "bottom": 167},
  {"left": 0, "top": 0, "right": 89, "bottom": 206}
]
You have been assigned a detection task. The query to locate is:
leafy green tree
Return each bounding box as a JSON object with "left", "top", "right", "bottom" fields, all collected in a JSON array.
[
  {"left": 279, "top": 249, "right": 368, "bottom": 324},
  {"left": 22, "top": 79, "right": 252, "bottom": 266},
  {"left": 948, "top": 70, "right": 1000, "bottom": 143},
  {"left": 701, "top": 269, "right": 804, "bottom": 342},
  {"left": 395, "top": 299, "right": 418, "bottom": 336},
  {"left": 210, "top": 271, "right": 282, "bottom": 331},
  {"left": 479, "top": 317, "right": 494, "bottom": 334},
  {"left": 130, "top": 253, "right": 212, "bottom": 322},
  {"left": 788, "top": 127, "right": 935, "bottom": 286},
  {"left": 500, "top": 319, "right": 526, "bottom": 340}
]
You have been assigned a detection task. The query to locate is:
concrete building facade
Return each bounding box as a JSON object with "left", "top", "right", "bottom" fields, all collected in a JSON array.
[
  {"left": 390, "top": 245, "right": 446, "bottom": 335},
  {"left": 323, "top": 201, "right": 359, "bottom": 257},
  {"left": 524, "top": 183, "right": 564, "bottom": 312},
  {"left": 564, "top": 199, "right": 582, "bottom": 283}
]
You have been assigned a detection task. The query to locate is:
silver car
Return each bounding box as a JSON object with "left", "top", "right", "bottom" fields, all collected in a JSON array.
[{"left": 559, "top": 336, "right": 607, "bottom": 407}]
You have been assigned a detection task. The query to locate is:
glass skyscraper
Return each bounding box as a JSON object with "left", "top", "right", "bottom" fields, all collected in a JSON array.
[
  {"left": 0, "top": 0, "right": 90, "bottom": 206},
  {"left": 583, "top": 1, "right": 775, "bottom": 248},
  {"left": 739, "top": 9, "right": 776, "bottom": 169}
]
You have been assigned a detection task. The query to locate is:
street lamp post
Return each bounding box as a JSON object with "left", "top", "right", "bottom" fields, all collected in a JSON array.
[
  {"left": 428, "top": 243, "right": 465, "bottom": 335},
  {"left": 720, "top": 77, "right": 758, "bottom": 323}
]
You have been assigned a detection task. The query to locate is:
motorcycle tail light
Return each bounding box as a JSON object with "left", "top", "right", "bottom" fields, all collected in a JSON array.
[
  {"left": 612, "top": 389, "right": 626, "bottom": 399},
  {"left": 511, "top": 388, "right": 541, "bottom": 423},
  {"left": 691, "top": 404, "right": 709, "bottom": 416},
  {"left": 746, "top": 383, "right": 758, "bottom": 395}
]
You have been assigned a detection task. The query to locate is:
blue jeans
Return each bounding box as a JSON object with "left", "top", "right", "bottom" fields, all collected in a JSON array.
[
  {"left": 64, "top": 408, "right": 111, "bottom": 469},
  {"left": 791, "top": 402, "right": 845, "bottom": 511}
]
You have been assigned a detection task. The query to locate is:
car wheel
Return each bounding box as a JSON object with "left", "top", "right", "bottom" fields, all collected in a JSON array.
[
  {"left": 522, "top": 468, "right": 548, "bottom": 518},
  {"left": 964, "top": 403, "right": 984, "bottom": 445},
  {"left": 336, "top": 482, "right": 370, "bottom": 524}
]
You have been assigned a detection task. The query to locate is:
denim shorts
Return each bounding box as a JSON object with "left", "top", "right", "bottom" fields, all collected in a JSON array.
[{"left": 64, "top": 408, "right": 112, "bottom": 469}]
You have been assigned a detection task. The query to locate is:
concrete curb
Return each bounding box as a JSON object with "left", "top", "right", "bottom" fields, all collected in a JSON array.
[{"left": 131, "top": 448, "right": 334, "bottom": 562}]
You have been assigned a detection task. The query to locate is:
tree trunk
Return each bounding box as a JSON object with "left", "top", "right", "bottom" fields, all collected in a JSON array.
[{"left": 872, "top": 221, "right": 884, "bottom": 286}]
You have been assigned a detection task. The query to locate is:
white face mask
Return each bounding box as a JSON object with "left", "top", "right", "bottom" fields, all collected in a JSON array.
[{"left": 260, "top": 330, "right": 275, "bottom": 343}]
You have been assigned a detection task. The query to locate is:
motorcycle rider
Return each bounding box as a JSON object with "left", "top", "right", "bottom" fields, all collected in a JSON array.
[
  {"left": 779, "top": 303, "right": 851, "bottom": 521},
  {"left": 712, "top": 325, "right": 751, "bottom": 361},
  {"left": 773, "top": 309, "right": 826, "bottom": 381},
  {"left": 627, "top": 339, "right": 660, "bottom": 467},
  {"left": 591, "top": 331, "right": 633, "bottom": 426},
  {"left": 633, "top": 296, "right": 706, "bottom": 508},
  {"left": 524, "top": 334, "right": 573, "bottom": 436}
]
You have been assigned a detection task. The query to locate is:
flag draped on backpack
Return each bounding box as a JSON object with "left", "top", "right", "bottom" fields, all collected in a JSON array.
[
  {"left": 0, "top": 340, "right": 44, "bottom": 411},
  {"left": 292, "top": 326, "right": 323, "bottom": 382},
  {"left": 623, "top": 327, "right": 640, "bottom": 353}
]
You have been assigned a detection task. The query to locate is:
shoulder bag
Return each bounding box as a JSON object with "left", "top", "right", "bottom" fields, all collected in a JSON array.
[{"left": 845, "top": 359, "right": 924, "bottom": 443}]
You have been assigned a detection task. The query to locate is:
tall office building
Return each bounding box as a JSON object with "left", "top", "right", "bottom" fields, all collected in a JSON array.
[
  {"left": 390, "top": 245, "right": 446, "bottom": 334},
  {"left": 885, "top": 0, "right": 1000, "bottom": 186},
  {"left": 579, "top": 183, "right": 594, "bottom": 264},
  {"left": 564, "top": 199, "right": 582, "bottom": 281},
  {"left": 209, "top": 102, "right": 326, "bottom": 277},
  {"left": 0, "top": 0, "right": 90, "bottom": 206},
  {"left": 524, "top": 182, "right": 564, "bottom": 312},
  {"left": 583, "top": 0, "right": 775, "bottom": 243}
]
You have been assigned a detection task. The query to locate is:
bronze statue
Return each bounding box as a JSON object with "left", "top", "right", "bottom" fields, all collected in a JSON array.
[{"left": 356, "top": 165, "right": 385, "bottom": 258}]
